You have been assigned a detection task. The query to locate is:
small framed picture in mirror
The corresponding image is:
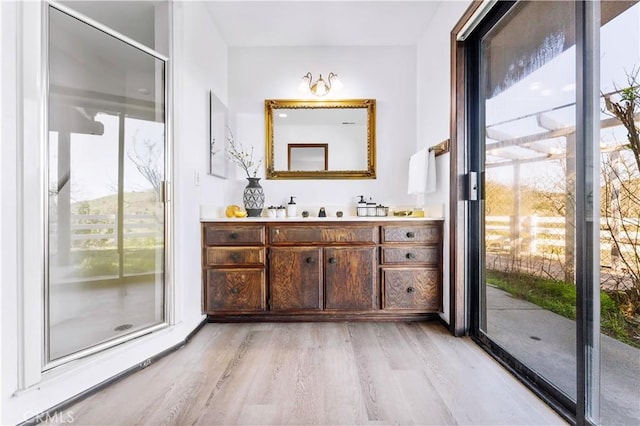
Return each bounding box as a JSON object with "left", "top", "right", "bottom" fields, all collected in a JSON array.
[{"left": 288, "top": 143, "right": 328, "bottom": 171}]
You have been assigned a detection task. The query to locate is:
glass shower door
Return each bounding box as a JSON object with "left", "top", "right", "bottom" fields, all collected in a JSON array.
[{"left": 47, "top": 6, "right": 167, "bottom": 363}]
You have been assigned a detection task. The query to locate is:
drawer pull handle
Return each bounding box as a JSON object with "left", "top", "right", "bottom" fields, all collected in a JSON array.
[
  {"left": 406, "top": 286, "right": 415, "bottom": 294},
  {"left": 230, "top": 232, "right": 239, "bottom": 240},
  {"left": 406, "top": 231, "right": 415, "bottom": 238},
  {"left": 306, "top": 257, "right": 315, "bottom": 264},
  {"left": 230, "top": 253, "right": 240, "bottom": 261},
  {"left": 328, "top": 257, "right": 337, "bottom": 264},
  {"left": 406, "top": 252, "right": 416, "bottom": 260},
  {"left": 230, "top": 287, "right": 239, "bottom": 295}
]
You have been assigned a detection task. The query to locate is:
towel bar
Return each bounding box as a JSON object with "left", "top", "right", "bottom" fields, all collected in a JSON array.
[{"left": 428, "top": 139, "right": 450, "bottom": 157}]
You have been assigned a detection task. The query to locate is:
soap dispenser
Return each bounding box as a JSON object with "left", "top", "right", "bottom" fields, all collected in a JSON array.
[
  {"left": 357, "top": 195, "right": 367, "bottom": 217},
  {"left": 286, "top": 196, "right": 297, "bottom": 217},
  {"left": 366, "top": 197, "right": 377, "bottom": 216}
]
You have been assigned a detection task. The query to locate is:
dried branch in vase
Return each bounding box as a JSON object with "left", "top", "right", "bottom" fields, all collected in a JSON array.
[{"left": 225, "top": 126, "right": 263, "bottom": 178}]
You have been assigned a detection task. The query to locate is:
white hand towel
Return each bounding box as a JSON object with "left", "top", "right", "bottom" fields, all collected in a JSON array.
[
  {"left": 424, "top": 148, "right": 436, "bottom": 194},
  {"left": 407, "top": 148, "right": 429, "bottom": 194},
  {"left": 408, "top": 147, "right": 437, "bottom": 195}
]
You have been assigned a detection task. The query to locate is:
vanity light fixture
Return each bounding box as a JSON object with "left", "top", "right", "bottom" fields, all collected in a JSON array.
[{"left": 299, "top": 72, "right": 342, "bottom": 97}]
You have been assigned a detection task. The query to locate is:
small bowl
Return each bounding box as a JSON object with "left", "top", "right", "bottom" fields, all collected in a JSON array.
[
  {"left": 233, "top": 210, "right": 248, "bottom": 218},
  {"left": 393, "top": 210, "right": 413, "bottom": 217}
]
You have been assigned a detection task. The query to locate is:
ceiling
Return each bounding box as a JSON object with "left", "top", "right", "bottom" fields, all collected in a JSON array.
[{"left": 203, "top": 1, "right": 444, "bottom": 47}]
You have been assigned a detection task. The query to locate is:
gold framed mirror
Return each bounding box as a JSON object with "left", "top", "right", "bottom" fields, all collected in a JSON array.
[{"left": 265, "top": 99, "right": 376, "bottom": 179}]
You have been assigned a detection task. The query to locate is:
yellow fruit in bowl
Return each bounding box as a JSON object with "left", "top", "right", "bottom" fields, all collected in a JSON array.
[
  {"left": 233, "top": 210, "right": 248, "bottom": 218},
  {"left": 225, "top": 205, "right": 240, "bottom": 218}
]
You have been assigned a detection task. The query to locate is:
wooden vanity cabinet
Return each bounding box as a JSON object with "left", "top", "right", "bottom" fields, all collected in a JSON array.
[
  {"left": 202, "top": 220, "right": 442, "bottom": 321},
  {"left": 202, "top": 223, "right": 267, "bottom": 314}
]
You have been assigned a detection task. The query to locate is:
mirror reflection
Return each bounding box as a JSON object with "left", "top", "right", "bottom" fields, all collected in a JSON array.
[
  {"left": 288, "top": 143, "right": 328, "bottom": 171},
  {"left": 265, "top": 99, "right": 376, "bottom": 179}
]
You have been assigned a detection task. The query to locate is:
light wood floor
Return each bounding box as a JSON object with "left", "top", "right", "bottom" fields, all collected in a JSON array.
[{"left": 44, "top": 322, "right": 565, "bottom": 425}]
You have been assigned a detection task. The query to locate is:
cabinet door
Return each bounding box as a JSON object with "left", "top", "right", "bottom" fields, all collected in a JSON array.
[
  {"left": 382, "top": 267, "right": 441, "bottom": 311},
  {"left": 205, "top": 268, "right": 266, "bottom": 312},
  {"left": 269, "top": 247, "right": 323, "bottom": 311},
  {"left": 324, "top": 246, "right": 377, "bottom": 310}
]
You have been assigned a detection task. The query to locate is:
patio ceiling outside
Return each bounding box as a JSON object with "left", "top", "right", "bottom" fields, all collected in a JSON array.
[{"left": 485, "top": 99, "right": 639, "bottom": 169}]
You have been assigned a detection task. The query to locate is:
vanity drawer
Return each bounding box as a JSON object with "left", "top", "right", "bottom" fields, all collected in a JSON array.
[
  {"left": 203, "top": 224, "right": 265, "bottom": 246},
  {"left": 270, "top": 225, "right": 378, "bottom": 244},
  {"left": 205, "top": 268, "right": 266, "bottom": 312},
  {"left": 381, "top": 224, "right": 440, "bottom": 244},
  {"left": 205, "top": 247, "right": 265, "bottom": 266},
  {"left": 380, "top": 246, "right": 439, "bottom": 265},
  {"left": 382, "top": 268, "right": 441, "bottom": 311}
]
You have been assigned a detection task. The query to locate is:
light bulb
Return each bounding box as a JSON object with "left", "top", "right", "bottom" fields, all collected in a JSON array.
[
  {"left": 314, "top": 75, "right": 327, "bottom": 96},
  {"left": 330, "top": 74, "right": 343, "bottom": 90},
  {"left": 299, "top": 76, "right": 310, "bottom": 92}
]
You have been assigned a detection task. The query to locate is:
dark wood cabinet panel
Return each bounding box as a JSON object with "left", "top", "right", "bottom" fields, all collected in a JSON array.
[
  {"left": 381, "top": 224, "right": 441, "bottom": 244},
  {"left": 204, "top": 224, "right": 265, "bottom": 245},
  {"left": 382, "top": 268, "right": 441, "bottom": 311},
  {"left": 270, "top": 225, "right": 378, "bottom": 244},
  {"left": 269, "top": 247, "right": 323, "bottom": 311},
  {"left": 205, "top": 268, "right": 266, "bottom": 312},
  {"left": 205, "top": 247, "right": 265, "bottom": 266},
  {"left": 380, "top": 246, "right": 440, "bottom": 265},
  {"left": 324, "top": 247, "right": 377, "bottom": 310}
]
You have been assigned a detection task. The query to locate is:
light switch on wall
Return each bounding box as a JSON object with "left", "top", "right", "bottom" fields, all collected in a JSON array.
[{"left": 194, "top": 170, "right": 200, "bottom": 186}]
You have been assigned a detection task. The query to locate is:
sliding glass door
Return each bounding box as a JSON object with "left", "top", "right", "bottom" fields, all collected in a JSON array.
[
  {"left": 47, "top": 5, "right": 168, "bottom": 364},
  {"left": 475, "top": 0, "right": 579, "bottom": 403},
  {"left": 463, "top": 1, "right": 640, "bottom": 423}
]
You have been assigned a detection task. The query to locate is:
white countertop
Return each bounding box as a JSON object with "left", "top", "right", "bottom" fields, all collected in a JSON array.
[
  {"left": 200, "top": 216, "right": 444, "bottom": 223},
  {"left": 200, "top": 203, "right": 445, "bottom": 223}
]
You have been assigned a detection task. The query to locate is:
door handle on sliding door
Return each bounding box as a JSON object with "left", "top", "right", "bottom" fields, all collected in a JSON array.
[{"left": 469, "top": 172, "right": 478, "bottom": 201}]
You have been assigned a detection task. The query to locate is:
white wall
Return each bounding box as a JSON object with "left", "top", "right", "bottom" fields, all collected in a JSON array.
[
  {"left": 172, "top": 1, "right": 229, "bottom": 324},
  {"left": 416, "top": 0, "right": 471, "bottom": 323},
  {"left": 227, "top": 46, "right": 418, "bottom": 210},
  {"left": 0, "top": 1, "right": 227, "bottom": 423}
]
